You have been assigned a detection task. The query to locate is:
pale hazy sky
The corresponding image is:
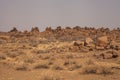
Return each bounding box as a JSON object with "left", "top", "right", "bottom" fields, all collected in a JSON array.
[{"left": 0, "top": 0, "right": 120, "bottom": 31}]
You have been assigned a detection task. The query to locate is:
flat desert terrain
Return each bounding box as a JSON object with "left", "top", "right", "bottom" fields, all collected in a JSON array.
[{"left": 0, "top": 27, "right": 120, "bottom": 80}]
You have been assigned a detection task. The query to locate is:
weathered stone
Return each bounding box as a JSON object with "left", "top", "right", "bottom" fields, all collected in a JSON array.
[
  {"left": 31, "top": 27, "right": 39, "bottom": 33},
  {"left": 73, "top": 41, "right": 84, "bottom": 46},
  {"left": 9, "top": 27, "right": 18, "bottom": 33},
  {"left": 94, "top": 50, "right": 119, "bottom": 59},
  {"left": 97, "top": 36, "right": 109, "bottom": 47}
]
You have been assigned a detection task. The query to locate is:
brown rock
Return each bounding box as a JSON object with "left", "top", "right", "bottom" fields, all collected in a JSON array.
[
  {"left": 69, "top": 46, "right": 79, "bottom": 52},
  {"left": 97, "top": 36, "right": 109, "bottom": 47},
  {"left": 73, "top": 41, "right": 84, "bottom": 46},
  {"left": 85, "top": 37, "right": 93, "bottom": 44},
  {"left": 30, "top": 27, "right": 39, "bottom": 34},
  {"left": 9, "top": 27, "right": 18, "bottom": 33},
  {"left": 95, "top": 50, "right": 119, "bottom": 59},
  {"left": 31, "top": 27, "right": 39, "bottom": 32}
]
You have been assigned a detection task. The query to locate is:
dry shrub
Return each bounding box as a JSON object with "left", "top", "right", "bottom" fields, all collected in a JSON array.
[
  {"left": 68, "top": 63, "right": 81, "bottom": 71},
  {"left": 52, "top": 64, "right": 64, "bottom": 70},
  {"left": 66, "top": 53, "right": 74, "bottom": 59},
  {"left": 80, "top": 60, "right": 113, "bottom": 75},
  {"left": 33, "top": 62, "right": 49, "bottom": 69},
  {"left": 35, "top": 50, "right": 49, "bottom": 54},
  {"left": 64, "top": 59, "right": 81, "bottom": 71},
  {"left": 38, "top": 54, "right": 51, "bottom": 60},
  {"left": 0, "top": 39, "right": 7, "bottom": 44},
  {"left": 48, "top": 60, "right": 54, "bottom": 65},
  {"left": 0, "top": 53, "right": 6, "bottom": 60},
  {"left": 6, "top": 51, "right": 24, "bottom": 58},
  {"left": 64, "top": 59, "right": 76, "bottom": 66},
  {"left": 40, "top": 72, "right": 63, "bottom": 80},
  {"left": 85, "top": 59, "right": 95, "bottom": 65},
  {"left": 15, "top": 63, "right": 29, "bottom": 71},
  {"left": 24, "top": 57, "right": 35, "bottom": 64}
]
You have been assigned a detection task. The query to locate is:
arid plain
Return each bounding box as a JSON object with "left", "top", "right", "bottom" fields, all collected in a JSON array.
[{"left": 0, "top": 26, "right": 120, "bottom": 80}]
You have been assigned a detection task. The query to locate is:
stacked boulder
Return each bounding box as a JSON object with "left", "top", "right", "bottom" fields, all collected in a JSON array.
[
  {"left": 9, "top": 27, "right": 18, "bottom": 33},
  {"left": 95, "top": 36, "right": 109, "bottom": 50},
  {"left": 94, "top": 50, "right": 119, "bottom": 59},
  {"left": 30, "top": 27, "right": 39, "bottom": 34}
]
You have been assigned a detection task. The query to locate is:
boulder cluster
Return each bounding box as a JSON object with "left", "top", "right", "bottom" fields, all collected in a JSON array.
[{"left": 1, "top": 26, "right": 120, "bottom": 54}]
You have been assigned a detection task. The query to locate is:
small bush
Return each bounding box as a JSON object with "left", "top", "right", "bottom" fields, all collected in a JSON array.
[
  {"left": 34, "top": 63, "right": 49, "bottom": 69},
  {"left": 86, "top": 59, "right": 95, "bottom": 65},
  {"left": 41, "top": 73, "right": 63, "bottom": 80},
  {"left": 52, "top": 64, "right": 64, "bottom": 70},
  {"left": 15, "top": 64, "right": 29, "bottom": 71},
  {"left": 80, "top": 65, "right": 113, "bottom": 75},
  {"left": 68, "top": 64, "right": 82, "bottom": 71},
  {"left": 64, "top": 59, "right": 76, "bottom": 66},
  {"left": 64, "top": 60, "right": 81, "bottom": 71},
  {"left": 0, "top": 54, "right": 6, "bottom": 60},
  {"left": 24, "top": 58, "right": 35, "bottom": 64},
  {"left": 6, "top": 51, "right": 24, "bottom": 58}
]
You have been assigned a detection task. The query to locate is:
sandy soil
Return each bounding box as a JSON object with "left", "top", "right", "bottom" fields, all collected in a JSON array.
[{"left": 0, "top": 27, "right": 120, "bottom": 80}]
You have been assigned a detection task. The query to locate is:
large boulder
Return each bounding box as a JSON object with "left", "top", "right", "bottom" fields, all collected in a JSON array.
[
  {"left": 56, "top": 26, "right": 62, "bottom": 31},
  {"left": 31, "top": 27, "right": 39, "bottom": 34},
  {"left": 9, "top": 27, "right": 18, "bottom": 33},
  {"left": 45, "top": 27, "right": 53, "bottom": 32},
  {"left": 96, "top": 36, "right": 109, "bottom": 47},
  {"left": 69, "top": 41, "right": 84, "bottom": 52},
  {"left": 85, "top": 37, "right": 93, "bottom": 44}
]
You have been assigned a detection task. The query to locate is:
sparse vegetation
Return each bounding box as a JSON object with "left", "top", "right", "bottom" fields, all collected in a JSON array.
[
  {"left": 41, "top": 73, "right": 63, "bottom": 80},
  {"left": 33, "top": 63, "right": 49, "bottom": 69},
  {"left": 15, "top": 63, "right": 29, "bottom": 71},
  {"left": 52, "top": 64, "right": 64, "bottom": 70},
  {"left": 0, "top": 27, "right": 120, "bottom": 80},
  {"left": 80, "top": 64, "right": 113, "bottom": 75}
]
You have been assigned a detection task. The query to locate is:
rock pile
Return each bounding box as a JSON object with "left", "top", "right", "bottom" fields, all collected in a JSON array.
[
  {"left": 94, "top": 50, "right": 119, "bottom": 59},
  {"left": 9, "top": 27, "right": 18, "bottom": 33},
  {"left": 31, "top": 27, "right": 39, "bottom": 34}
]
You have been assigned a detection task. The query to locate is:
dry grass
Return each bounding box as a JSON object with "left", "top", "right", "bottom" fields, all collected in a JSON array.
[
  {"left": 67, "top": 63, "right": 82, "bottom": 71},
  {"left": 52, "top": 64, "right": 64, "bottom": 70},
  {"left": 33, "top": 62, "right": 49, "bottom": 69},
  {"left": 40, "top": 72, "right": 63, "bottom": 80},
  {"left": 15, "top": 63, "right": 29, "bottom": 71},
  {"left": 63, "top": 59, "right": 82, "bottom": 71},
  {"left": 0, "top": 53, "right": 6, "bottom": 60},
  {"left": 80, "top": 60, "right": 113, "bottom": 75},
  {"left": 80, "top": 65, "right": 113, "bottom": 75}
]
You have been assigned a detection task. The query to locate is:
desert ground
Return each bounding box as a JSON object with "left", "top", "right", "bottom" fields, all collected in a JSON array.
[{"left": 0, "top": 26, "right": 120, "bottom": 80}]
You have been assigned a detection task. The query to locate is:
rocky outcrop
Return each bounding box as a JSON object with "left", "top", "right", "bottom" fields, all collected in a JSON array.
[
  {"left": 31, "top": 27, "right": 39, "bottom": 32},
  {"left": 31, "top": 27, "right": 39, "bottom": 34},
  {"left": 96, "top": 36, "right": 109, "bottom": 47},
  {"left": 9, "top": 27, "right": 18, "bottom": 33},
  {"left": 45, "top": 27, "right": 53, "bottom": 32},
  {"left": 84, "top": 37, "right": 93, "bottom": 46},
  {"left": 94, "top": 50, "right": 119, "bottom": 59}
]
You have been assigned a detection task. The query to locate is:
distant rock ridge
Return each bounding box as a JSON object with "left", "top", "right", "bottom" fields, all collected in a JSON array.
[
  {"left": 9, "top": 27, "right": 18, "bottom": 33},
  {"left": 31, "top": 27, "right": 39, "bottom": 33}
]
